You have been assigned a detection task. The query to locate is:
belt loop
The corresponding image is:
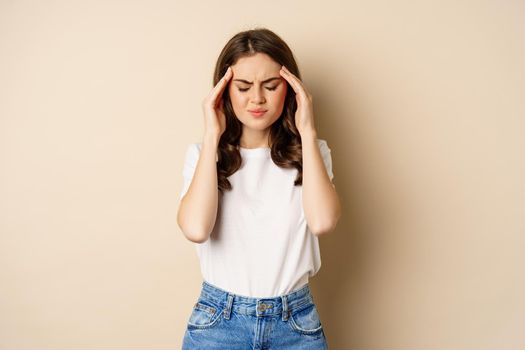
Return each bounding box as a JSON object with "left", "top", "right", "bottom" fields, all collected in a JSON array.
[
  {"left": 281, "top": 295, "right": 289, "bottom": 321},
  {"left": 223, "top": 293, "right": 234, "bottom": 320}
]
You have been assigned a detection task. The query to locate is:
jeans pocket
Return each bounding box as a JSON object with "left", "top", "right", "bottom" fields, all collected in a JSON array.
[
  {"left": 187, "top": 298, "right": 224, "bottom": 330},
  {"left": 288, "top": 302, "right": 324, "bottom": 335}
]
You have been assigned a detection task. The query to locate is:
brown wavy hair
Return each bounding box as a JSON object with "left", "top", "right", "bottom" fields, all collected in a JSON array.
[{"left": 213, "top": 27, "right": 304, "bottom": 193}]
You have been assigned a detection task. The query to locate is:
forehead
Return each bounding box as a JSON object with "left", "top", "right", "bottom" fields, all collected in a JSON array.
[{"left": 232, "top": 53, "right": 281, "bottom": 79}]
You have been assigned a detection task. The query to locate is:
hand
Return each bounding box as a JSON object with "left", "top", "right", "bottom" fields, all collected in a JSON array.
[
  {"left": 279, "top": 65, "right": 316, "bottom": 136},
  {"left": 202, "top": 66, "right": 233, "bottom": 139}
]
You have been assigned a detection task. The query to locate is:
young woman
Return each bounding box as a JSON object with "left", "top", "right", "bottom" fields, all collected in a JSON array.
[{"left": 178, "top": 28, "right": 341, "bottom": 349}]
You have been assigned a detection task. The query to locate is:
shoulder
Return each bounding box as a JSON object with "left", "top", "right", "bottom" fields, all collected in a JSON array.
[
  {"left": 316, "top": 138, "right": 331, "bottom": 155},
  {"left": 316, "top": 138, "right": 329, "bottom": 147},
  {"left": 186, "top": 142, "right": 202, "bottom": 153},
  {"left": 184, "top": 142, "right": 217, "bottom": 163},
  {"left": 183, "top": 142, "right": 201, "bottom": 162}
]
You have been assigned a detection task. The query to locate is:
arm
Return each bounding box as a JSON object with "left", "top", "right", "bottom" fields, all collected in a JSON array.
[
  {"left": 177, "top": 134, "right": 220, "bottom": 243},
  {"left": 278, "top": 65, "right": 341, "bottom": 236},
  {"left": 177, "top": 65, "right": 233, "bottom": 243},
  {"left": 301, "top": 129, "right": 342, "bottom": 236}
]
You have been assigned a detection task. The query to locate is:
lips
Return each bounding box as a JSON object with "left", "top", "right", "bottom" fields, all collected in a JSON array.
[{"left": 248, "top": 110, "right": 267, "bottom": 117}]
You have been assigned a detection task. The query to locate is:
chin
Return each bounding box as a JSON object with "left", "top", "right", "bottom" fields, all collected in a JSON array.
[
  {"left": 237, "top": 113, "right": 278, "bottom": 126},
  {"left": 240, "top": 122, "right": 272, "bottom": 130}
]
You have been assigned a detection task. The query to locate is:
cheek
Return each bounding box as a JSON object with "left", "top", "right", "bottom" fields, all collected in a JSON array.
[
  {"left": 229, "top": 88, "right": 246, "bottom": 108},
  {"left": 273, "top": 86, "right": 287, "bottom": 105}
]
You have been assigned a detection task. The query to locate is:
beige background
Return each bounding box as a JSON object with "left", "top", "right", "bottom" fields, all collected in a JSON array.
[{"left": 1, "top": 0, "right": 524, "bottom": 349}]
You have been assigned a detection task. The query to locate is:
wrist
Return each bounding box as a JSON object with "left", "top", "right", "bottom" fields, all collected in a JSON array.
[
  {"left": 203, "top": 132, "right": 220, "bottom": 147},
  {"left": 300, "top": 127, "right": 318, "bottom": 141}
]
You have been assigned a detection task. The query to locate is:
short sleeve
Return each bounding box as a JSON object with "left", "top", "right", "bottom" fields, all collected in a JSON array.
[
  {"left": 179, "top": 143, "right": 201, "bottom": 202},
  {"left": 317, "top": 139, "right": 334, "bottom": 183}
]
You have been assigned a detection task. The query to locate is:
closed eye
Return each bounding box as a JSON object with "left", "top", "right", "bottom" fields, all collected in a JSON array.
[{"left": 238, "top": 85, "right": 278, "bottom": 92}]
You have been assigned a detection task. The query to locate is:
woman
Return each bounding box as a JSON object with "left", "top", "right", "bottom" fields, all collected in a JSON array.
[{"left": 178, "top": 27, "right": 341, "bottom": 349}]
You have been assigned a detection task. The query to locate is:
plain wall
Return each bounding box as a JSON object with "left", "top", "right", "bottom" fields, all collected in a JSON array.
[{"left": 1, "top": 0, "right": 524, "bottom": 349}]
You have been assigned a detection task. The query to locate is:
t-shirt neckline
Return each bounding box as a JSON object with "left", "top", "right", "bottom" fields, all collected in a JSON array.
[{"left": 239, "top": 146, "right": 270, "bottom": 157}]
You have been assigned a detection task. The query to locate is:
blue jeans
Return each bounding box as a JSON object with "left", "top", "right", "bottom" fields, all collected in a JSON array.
[{"left": 182, "top": 280, "right": 329, "bottom": 349}]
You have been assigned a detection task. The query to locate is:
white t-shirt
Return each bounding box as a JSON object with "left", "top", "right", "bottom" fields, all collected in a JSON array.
[{"left": 179, "top": 139, "right": 334, "bottom": 298}]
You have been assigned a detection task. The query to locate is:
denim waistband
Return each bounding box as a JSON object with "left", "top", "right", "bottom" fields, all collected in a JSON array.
[{"left": 198, "top": 280, "right": 314, "bottom": 321}]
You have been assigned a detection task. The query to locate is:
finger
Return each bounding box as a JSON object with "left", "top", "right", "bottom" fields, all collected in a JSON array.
[
  {"left": 212, "top": 66, "right": 232, "bottom": 94},
  {"left": 280, "top": 66, "right": 302, "bottom": 91},
  {"left": 279, "top": 67, "right": 295, "bottom": 91},
  {"left": 280, "top": 66, "right": 304, "bottom": 96},
  {"left": 209, "top": 67, "right": 233, "bottom": 103},
  {"left": 282, "top": 65, "right": 298, "bottom": 79}
]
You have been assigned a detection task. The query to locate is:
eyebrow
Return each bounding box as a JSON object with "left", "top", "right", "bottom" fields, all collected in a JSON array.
[{"left": 232, "top": 77, "right": 281, "bottom": 84}]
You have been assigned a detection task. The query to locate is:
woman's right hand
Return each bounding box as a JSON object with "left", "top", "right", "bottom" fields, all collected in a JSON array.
[{"left": 202, "top": 66, "right": 233, "bottom": 139}]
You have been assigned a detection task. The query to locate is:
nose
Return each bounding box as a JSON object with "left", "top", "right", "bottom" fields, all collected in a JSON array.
[{"left": 250, "top": 86, "right": 266, "bottom": 105}]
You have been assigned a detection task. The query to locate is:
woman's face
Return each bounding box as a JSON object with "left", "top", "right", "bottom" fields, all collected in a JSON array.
[{"left": 228, "top": 53, "right": 288, "bottom": 133}]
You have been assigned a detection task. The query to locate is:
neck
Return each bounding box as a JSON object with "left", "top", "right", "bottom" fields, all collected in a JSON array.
[{"left": 239, "top": 128, "right": 270, "bottom": 149}]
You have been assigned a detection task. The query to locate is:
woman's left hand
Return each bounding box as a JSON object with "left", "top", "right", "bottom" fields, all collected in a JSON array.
[{"left": 280, "top": 65, "right": 316, "bottom": 136}]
